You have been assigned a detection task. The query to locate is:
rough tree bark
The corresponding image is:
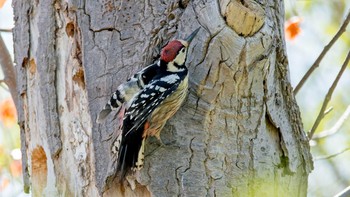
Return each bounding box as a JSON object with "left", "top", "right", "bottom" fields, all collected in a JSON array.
[{"left": 13, "top": 0, "right": 313, "bottom": 196}]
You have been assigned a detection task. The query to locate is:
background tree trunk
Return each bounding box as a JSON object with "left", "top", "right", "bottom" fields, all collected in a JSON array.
[{"left": 13, "top": 0, "right": 313, "bottom": 196}]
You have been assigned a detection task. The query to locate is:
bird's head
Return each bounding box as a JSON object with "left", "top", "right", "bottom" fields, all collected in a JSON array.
[{"left": 160, "top": 28, "right": 200, "bottom": 72}]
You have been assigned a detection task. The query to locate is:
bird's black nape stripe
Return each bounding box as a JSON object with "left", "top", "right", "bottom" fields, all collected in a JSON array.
[
  {"left": 174, "top": 62, "right": 183, "bottom": 69},
  {"left": 160, "top": 59, "right": 186, "bottom": 71},
  {"left": 159, "top": 60, "right": 168, "bottom": 71}
]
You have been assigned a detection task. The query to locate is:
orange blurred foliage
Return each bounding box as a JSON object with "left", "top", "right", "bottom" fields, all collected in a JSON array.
[
  {"left": 0, "top": 98, "right": 17, "bottom": 127},
  {"left": 10, "top": 160, "right": 22, "bottom": 178},
  {"left": 0, "top": 177, "right": 10, "bottom": 191},
  {"left": 0, "top": 0, "right": 6, "bottom": 9},
  {"left": 285, "top": 16, "right": 302, "bottom": 41}
]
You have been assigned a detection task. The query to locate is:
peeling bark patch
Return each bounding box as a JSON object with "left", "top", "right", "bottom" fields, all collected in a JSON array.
[
  {"left": 65, "top": 22, "right": 75, "bottom": 37},
  {"left": 31, "top": 146, "right": 48, "bottom": 176},
  {"left": 31, "top": 146, "right": 48, "bottom": 196},
  {"left": 72, "top": 68, "right": 85, "bottom": 89},
  {"left": 224, "top": 0, "right": 265, "bottom": 37},
  {"left": 29, "top": 58, "right": 36, "bottom": 75}
]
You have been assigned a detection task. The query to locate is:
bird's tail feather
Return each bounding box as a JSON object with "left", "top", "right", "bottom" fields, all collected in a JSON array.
[{"left": 116, "top": 121, "right": 146, "bottom": 181}]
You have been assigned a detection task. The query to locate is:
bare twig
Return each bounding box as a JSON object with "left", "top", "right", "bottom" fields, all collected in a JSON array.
[
  {"left": 294, "top": 10, "right": 350, "bottom": 95},
  {"left": 0, "top": 79, "right": 9, "bottom": 90},
  {"left": 0, "top": 28, "right": 12, "bottom": 33},
  {"left": 315, "top": 147, "right": 350, "bottom": 160},
  {"left": 308, "top": 50, "right": 350, "bottom": 139},
  {"left": 0, "top": 34, "right": 17, "bottom": 104},
  {"left": 323, "top": 107, "right": 333, "bottom": 116},
  {"left": 335, "top": 186, "right": 350, "bottom": 197},
  {"left": 312, "top": 105, "right": 350, "bottom": 140},
  {"left": 0, "top": 83, "right": 9, "bottom": 90}
]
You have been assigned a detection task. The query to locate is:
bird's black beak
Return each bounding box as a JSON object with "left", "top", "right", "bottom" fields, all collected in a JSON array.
[{"left": 185, "top": 27, "right": 200, "bottom": 44}]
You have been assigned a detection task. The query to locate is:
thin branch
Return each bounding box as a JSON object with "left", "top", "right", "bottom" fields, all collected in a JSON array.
[
  {"left": 315, "top": 147, "right": 350, "bottom": 160},
  {"left": 312, "top": 105, "right": 350, "bottom": 140},
  {"left": 294, "top": 9, "right": 350, "bottom": 95},
  {"left": 0, "top": 28, "right": 12, "bottom": 33},
  {"left": 335, "top": 186, "right": 350, "bottom": 197},
  {"left": 0, "top": 33, "right": 17, "bottom": 104},
  {"left": 308, "top": 50, "right": 350, "bottom": 139}
]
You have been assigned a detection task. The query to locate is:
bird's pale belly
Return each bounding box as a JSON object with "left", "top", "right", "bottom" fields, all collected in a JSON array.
[{"left": 144, "top": 76, "right": 188, "bottom": 138}]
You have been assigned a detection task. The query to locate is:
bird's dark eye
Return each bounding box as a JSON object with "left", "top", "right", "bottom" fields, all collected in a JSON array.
[{"left": 181, "top": 48, "right": 185, "bottom": 53}]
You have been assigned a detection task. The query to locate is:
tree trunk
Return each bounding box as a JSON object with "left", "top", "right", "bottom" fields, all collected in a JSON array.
[{"left": 13, "top": 0, "right": 313, "bottom": 196}]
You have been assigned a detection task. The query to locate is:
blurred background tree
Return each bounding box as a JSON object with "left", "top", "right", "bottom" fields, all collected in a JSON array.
[
  {"left": 285, "top": 0, "right": 350, "bottom": 196},
  {"left": 0, "top": 0, "right": 349, "bottom": 196}
]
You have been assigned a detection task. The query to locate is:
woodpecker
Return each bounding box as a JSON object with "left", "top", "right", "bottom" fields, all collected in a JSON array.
[{"left": 98, "top": 28, "right": 200, "bottom": 181}]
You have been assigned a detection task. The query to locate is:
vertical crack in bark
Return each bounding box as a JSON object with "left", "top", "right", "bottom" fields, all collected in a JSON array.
[
  {"left": 194, "top": 96, "right": 201, "bottom": 116},
  {"left": 53, "top": 1, "right": 63, "bottom": 158},
  {"left": 175, "top": 165, "right": 182, "bottom": 195},
  {"left": 204, "top": 110, "right": 215, "bottom": 194},
  {"left": 234, "top": 104, "right": 242, "bottom": 171},
  {"left": 172, "top": 137, "right": 196, "bottom": 196},
  {"left": 233, "top": 40, "right": 247, "bottom": 89},
  {"left": 182, "top": 137, "right": 195, "bottom": 173}
]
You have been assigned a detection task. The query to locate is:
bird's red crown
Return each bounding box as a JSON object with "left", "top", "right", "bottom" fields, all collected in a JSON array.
[{"left": 160, "top": 40, "right": 184, "bottom": 63}]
